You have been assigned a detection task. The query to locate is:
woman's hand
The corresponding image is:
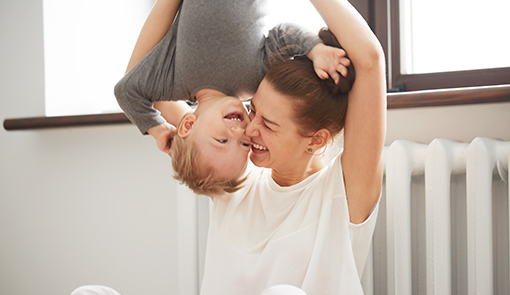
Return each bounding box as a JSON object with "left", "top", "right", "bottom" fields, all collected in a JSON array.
[
  {"left": 147, "top": 122, "right": 176, "bottom": 155},
  {"left": 306, "top": 43, "right": 351, "bottom": 84}
]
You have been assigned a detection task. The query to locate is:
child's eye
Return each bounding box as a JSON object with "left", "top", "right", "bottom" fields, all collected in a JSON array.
[
  {"left": 241, "top": 142, "right": 250, "bottom": 147},
  {"left": 217, "top": 139, "right": 228, "bottom": 144}
]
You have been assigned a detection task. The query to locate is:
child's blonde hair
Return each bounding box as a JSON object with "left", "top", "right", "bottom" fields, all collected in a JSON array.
[{"left": 170, "top": 119, "right": 247, "bottom": 196}]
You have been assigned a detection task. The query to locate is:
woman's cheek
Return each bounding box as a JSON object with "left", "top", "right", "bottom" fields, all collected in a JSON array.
[{"left": 264, "top": 131, "right": 275, "bottom": 147}]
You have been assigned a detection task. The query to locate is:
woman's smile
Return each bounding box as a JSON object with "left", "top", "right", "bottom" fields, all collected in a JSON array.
[{"left": 251, "top": 142, "right": 268, "bottom": 153}]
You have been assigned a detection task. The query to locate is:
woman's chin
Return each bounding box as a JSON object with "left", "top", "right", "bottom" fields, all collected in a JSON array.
[{"left": 249, "top": 152, "right": 267, "bottom": 168}]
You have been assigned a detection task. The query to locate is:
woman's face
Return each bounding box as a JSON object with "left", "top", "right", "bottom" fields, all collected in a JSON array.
[{"left": 246, "top": 79, "right": 310, "bottom": 172}]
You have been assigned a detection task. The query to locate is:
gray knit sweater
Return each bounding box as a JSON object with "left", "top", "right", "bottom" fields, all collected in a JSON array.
[{"left": 114, "top": 0, "right": 322, "bottom": 134}]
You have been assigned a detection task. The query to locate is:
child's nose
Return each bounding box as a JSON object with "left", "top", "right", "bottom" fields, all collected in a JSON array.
[{"left": 230, "top": 126, "right": 245, "bottom": 139}]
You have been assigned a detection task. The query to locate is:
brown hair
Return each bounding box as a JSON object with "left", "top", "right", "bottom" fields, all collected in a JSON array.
[
  {"left": 264, "top": 28, "right": 355, "bottom": 139},
  {"left": 170, "top": 121, "right": 247, "bottom": 197}
]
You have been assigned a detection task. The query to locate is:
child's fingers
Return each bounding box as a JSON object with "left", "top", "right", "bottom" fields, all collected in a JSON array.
[
  {"left": 330, "top": 71, "right": 341, "bottom": 84},
  {"left": 335, "top": 48, "right": 347, "bottom": 58},
  {"left": 337, "top": 64, "right": 348, "bottom": 77},
  {"left": 315, "top": 68, "right": 330, "bottom": 80},
  {"left": 340, "top": 57, "right": 351, "bottom": 67}
]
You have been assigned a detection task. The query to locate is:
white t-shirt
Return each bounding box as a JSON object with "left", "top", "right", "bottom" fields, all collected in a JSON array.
[{"left": 201, "top": 152, "right": 379, "bottom": 295}]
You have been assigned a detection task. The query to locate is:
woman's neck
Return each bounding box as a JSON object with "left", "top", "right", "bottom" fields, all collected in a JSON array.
[{"left": 271, "top": 156, "right": 325, "bottom": 187}]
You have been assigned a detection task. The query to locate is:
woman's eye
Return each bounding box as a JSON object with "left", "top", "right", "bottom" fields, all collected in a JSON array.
[
  {"left": 217, "top": 139, "right": 228, "bottom": 144},
  {"left": 263, "top": 123, "right": 272, "bottom": 131}
]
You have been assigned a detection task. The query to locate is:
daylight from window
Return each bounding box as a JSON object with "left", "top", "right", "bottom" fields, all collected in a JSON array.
[
  {"left": 43, "top": 0, "right": 154, "bottom": 116},
  {"left": 400, "top": 0, "right": 510, "bottom": 74}
]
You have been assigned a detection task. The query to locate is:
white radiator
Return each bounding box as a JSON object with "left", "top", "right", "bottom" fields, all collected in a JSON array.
[
  {"left": 363, "top": 137, "right": 510, "bottom": 295},
  {"left": 180, "top": 137, "right": 510, "bottom": 295}
]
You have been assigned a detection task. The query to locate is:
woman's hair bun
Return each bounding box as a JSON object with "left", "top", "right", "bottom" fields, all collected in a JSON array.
[{"left": 318, "top": 27, "right": 355, "bottom": 95}]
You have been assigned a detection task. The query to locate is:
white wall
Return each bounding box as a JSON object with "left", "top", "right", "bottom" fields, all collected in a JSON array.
[
  {"left": 1, "top": 1, "right": 181, "bottom": 295},
  {"left": 386, "top": 102, "right": 510, "bottom": 145},
  {"left": 1, "top": 1, "right": 509, "bottom": 295}
]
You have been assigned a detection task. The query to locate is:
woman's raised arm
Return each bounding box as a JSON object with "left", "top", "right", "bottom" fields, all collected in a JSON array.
[
  {"left": 125, "top": 0, "right": 182, "bottom": 73},
  {"left": 310, "top": 0, "right": 387, "bottom": 224}
]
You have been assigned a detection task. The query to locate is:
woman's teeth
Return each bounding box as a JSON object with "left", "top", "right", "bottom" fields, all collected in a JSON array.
[{"left": 252, "top": 143, "right": 268, "bottom": 151}]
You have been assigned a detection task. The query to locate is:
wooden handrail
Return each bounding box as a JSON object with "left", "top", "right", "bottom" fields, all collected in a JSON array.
[
  {"left": 4, "top": 84, "right": 510, "bottom": 131},
  {"left": 3, "top": 113, "right": 130, "bottom": 131}
]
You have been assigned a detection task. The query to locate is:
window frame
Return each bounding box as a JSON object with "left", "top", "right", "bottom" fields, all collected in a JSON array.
[
  {"left": 371, "top": 0, "right": 510, "bottom": 92},
  {"left": 4, "top": 0, "right": 510, "bottom": 131}
]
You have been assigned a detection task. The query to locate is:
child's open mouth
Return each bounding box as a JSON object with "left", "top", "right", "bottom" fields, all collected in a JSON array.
[{"left": 224, "top": 112, "right": 243, "bottom": 121}]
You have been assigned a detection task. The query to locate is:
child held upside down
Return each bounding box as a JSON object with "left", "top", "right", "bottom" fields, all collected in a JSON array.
[{"left": 114, "top": 0, "right": 350, "bottom": 196}]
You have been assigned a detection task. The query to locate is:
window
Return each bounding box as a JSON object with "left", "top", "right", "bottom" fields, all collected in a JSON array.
[
  {"left": 380, "top": 0, "right": 510, "bottom": 91},
  {"left": 43, "top": 0, "right": 508, "bottom": 118},
  {"left": 43, "top": 0, "right": 155, "bottom": 116},
  {"left": 400, "top": 0, "right": 510, "bottom": 75}
]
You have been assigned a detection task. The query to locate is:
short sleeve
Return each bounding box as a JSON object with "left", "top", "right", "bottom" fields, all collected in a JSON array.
[{"left": 349, "top": 199, "right": 380, "bottom": 278}]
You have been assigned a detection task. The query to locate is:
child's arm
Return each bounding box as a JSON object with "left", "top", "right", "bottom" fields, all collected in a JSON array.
[
  {"left": 128, "top": 0, "right": 189, "bottom": 154},
  {"left": 264, "top": 23, "right": 350, "bottom": 83},
  {"left": 126, "top": 0, "right": 182, "bottom": 73},
  {"left": 310, "top": 0, "right": 386, "bottom": 224},
  {"left": 114, "top": 0, "right": 183, "bottom": 143}
]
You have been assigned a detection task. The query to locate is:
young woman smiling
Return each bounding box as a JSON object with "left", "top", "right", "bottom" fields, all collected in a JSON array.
[{"left": 199, "top": 0, "right": 386, "bottom": 294}]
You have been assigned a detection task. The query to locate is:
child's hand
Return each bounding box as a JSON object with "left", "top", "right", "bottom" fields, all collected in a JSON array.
[
  {"left": 147, "top": 122, "right": 176, "bottom": 155},
  {"left": 306, "top": 43, "right": 351, "bottom": 84}
]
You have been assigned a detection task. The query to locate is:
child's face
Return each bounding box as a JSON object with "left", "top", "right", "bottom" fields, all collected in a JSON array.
[{"left": 187, "top": 96, "right": 252, "bottom": 180}]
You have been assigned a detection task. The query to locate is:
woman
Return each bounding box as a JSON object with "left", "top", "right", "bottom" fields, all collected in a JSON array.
[
  {"left": 114, "top": 0, "right": 348, "bottom": 195},
  {"left": 200, "top": 0, "right": 386, "bottom": 294}
]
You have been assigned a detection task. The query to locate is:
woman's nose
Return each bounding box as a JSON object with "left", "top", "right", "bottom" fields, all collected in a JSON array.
[{"left": 245, "top": 118, "right": 260, "bottom": 138}]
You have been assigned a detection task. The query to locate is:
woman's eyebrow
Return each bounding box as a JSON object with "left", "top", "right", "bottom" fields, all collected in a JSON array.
[
  {"left": 262, "top": 116, "right": 280, "bottom": 127},
  {"left": 251, "top": 101, "right": 280, "bottom": 127}
]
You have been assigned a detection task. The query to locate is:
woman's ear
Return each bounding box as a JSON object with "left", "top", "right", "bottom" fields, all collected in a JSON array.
[
  {"left": 307, "top": 129, "right": 331, "bottom": 151},
  {"left": 178, "top": 114, "right": 197, "bottom": 138}
]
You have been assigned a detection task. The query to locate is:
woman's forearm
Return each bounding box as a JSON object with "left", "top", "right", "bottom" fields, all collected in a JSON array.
[
  {"left": 310, "top": 0, "right": 386, "bottom": 223},
  {"left": 125, "top": 0, "right": 182, "bottom": 73}
]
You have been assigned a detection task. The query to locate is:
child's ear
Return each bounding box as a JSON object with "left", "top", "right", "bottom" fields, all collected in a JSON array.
[{"left": 178, "top": 114, "right": 197, "bottom": 138}]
